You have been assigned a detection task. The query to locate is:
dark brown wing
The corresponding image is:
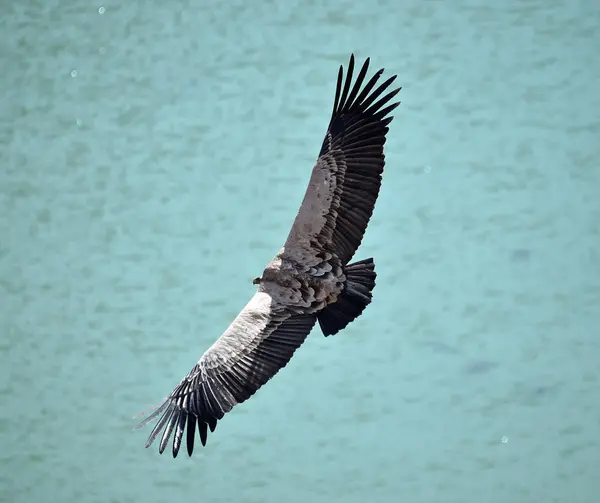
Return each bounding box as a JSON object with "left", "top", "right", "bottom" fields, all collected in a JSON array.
[
  {"left": 285, "top": 54, "right": 401, "bottom": 264},
  {"left": 136, "top": 292, "right": 317, "bottom": 457}
]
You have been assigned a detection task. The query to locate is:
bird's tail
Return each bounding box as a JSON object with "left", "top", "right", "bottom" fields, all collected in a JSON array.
[{"left": 317, "top": 257, "right": 376, "bottom": 336}]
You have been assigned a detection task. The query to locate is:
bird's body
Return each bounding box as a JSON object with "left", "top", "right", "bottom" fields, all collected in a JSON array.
[
  {"left": 136, "top": 54, "right": 401, "bottom": 457},
  {"left": 256, "top": 247, "right": 344, "bottom": 310}
]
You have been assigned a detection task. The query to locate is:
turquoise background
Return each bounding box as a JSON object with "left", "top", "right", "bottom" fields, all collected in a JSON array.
[{"left": 2, "top": 1, "right": 599, "bottom": 502}]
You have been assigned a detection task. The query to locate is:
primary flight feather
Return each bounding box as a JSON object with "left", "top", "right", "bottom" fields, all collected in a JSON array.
[{"left": 136, "top": 54, "right": 401, "bottom": 457}]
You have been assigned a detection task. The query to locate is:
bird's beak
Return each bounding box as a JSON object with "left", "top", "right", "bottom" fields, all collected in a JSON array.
[{"left": 252, "top": 277, "right": 261, "bottom": 285}]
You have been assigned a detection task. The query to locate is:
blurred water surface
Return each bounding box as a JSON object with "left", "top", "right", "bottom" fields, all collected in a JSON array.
[{"left": 1, "top": 1, "right": 599, "bottom": 502}]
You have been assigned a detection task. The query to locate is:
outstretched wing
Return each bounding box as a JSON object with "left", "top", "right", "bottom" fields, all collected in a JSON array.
[
  {"left": 136, "top": 292, "right": 317, "bottom": 457},
  {"left": 285, "top": 54, "right": 401, "bottom": 264}
]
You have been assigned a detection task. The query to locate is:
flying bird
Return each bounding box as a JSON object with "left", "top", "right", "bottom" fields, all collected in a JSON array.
[{"left": 136, "top": 54, "right": 401, "bottom": 457}]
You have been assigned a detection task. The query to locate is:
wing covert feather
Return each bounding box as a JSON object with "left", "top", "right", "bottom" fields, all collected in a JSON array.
[
  {"left": 136, "top": 292, "right": 317, "bottom": 456},
  {"left": 285, "top": 54, "right": 401, "bottom": 264}
]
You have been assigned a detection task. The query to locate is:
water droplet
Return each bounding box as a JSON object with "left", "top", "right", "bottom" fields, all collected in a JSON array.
[
  {"left": 76, "top": 118, "right": 82, "bottom": 127},
  {"left": 98, "top": 6, "right": 105, "bottom": 14},
  {"left": 501, "top": 436, "right": 508, "bottom": 444},
  {"left": 99, "top": 46, "right": 106, "bottom": 54},
  {"left": 70, "top": 70, "right": 77, "bottom": 78},
  {"left": 424, "top": 165, "right": 431, "bottom": 173}
]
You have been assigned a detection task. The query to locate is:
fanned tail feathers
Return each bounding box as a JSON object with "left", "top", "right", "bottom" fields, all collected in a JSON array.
[{"left": 317, "top": 257, "right": 376, "bottom": 336}]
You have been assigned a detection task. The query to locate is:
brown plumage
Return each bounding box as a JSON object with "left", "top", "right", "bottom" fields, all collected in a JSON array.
[{"left": 136, "top": 54, "right": 401, "bottom": 457}]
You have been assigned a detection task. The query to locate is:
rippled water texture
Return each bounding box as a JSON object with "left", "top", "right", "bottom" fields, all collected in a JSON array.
[{"left": 2, "top": 1, "right": 599, "bottom": 502}]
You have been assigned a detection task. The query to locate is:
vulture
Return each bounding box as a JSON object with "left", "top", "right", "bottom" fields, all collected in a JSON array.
[{"left": 136, "top": 54, "right": 401, "bottom": 457}]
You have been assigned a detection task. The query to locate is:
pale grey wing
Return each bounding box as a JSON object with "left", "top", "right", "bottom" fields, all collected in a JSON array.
[
  {"left": 285, "top": 54, "right": 401, "bottom": 264},
  {"left": 136, "top": 292, "right": 317, "bottom": 457}
]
